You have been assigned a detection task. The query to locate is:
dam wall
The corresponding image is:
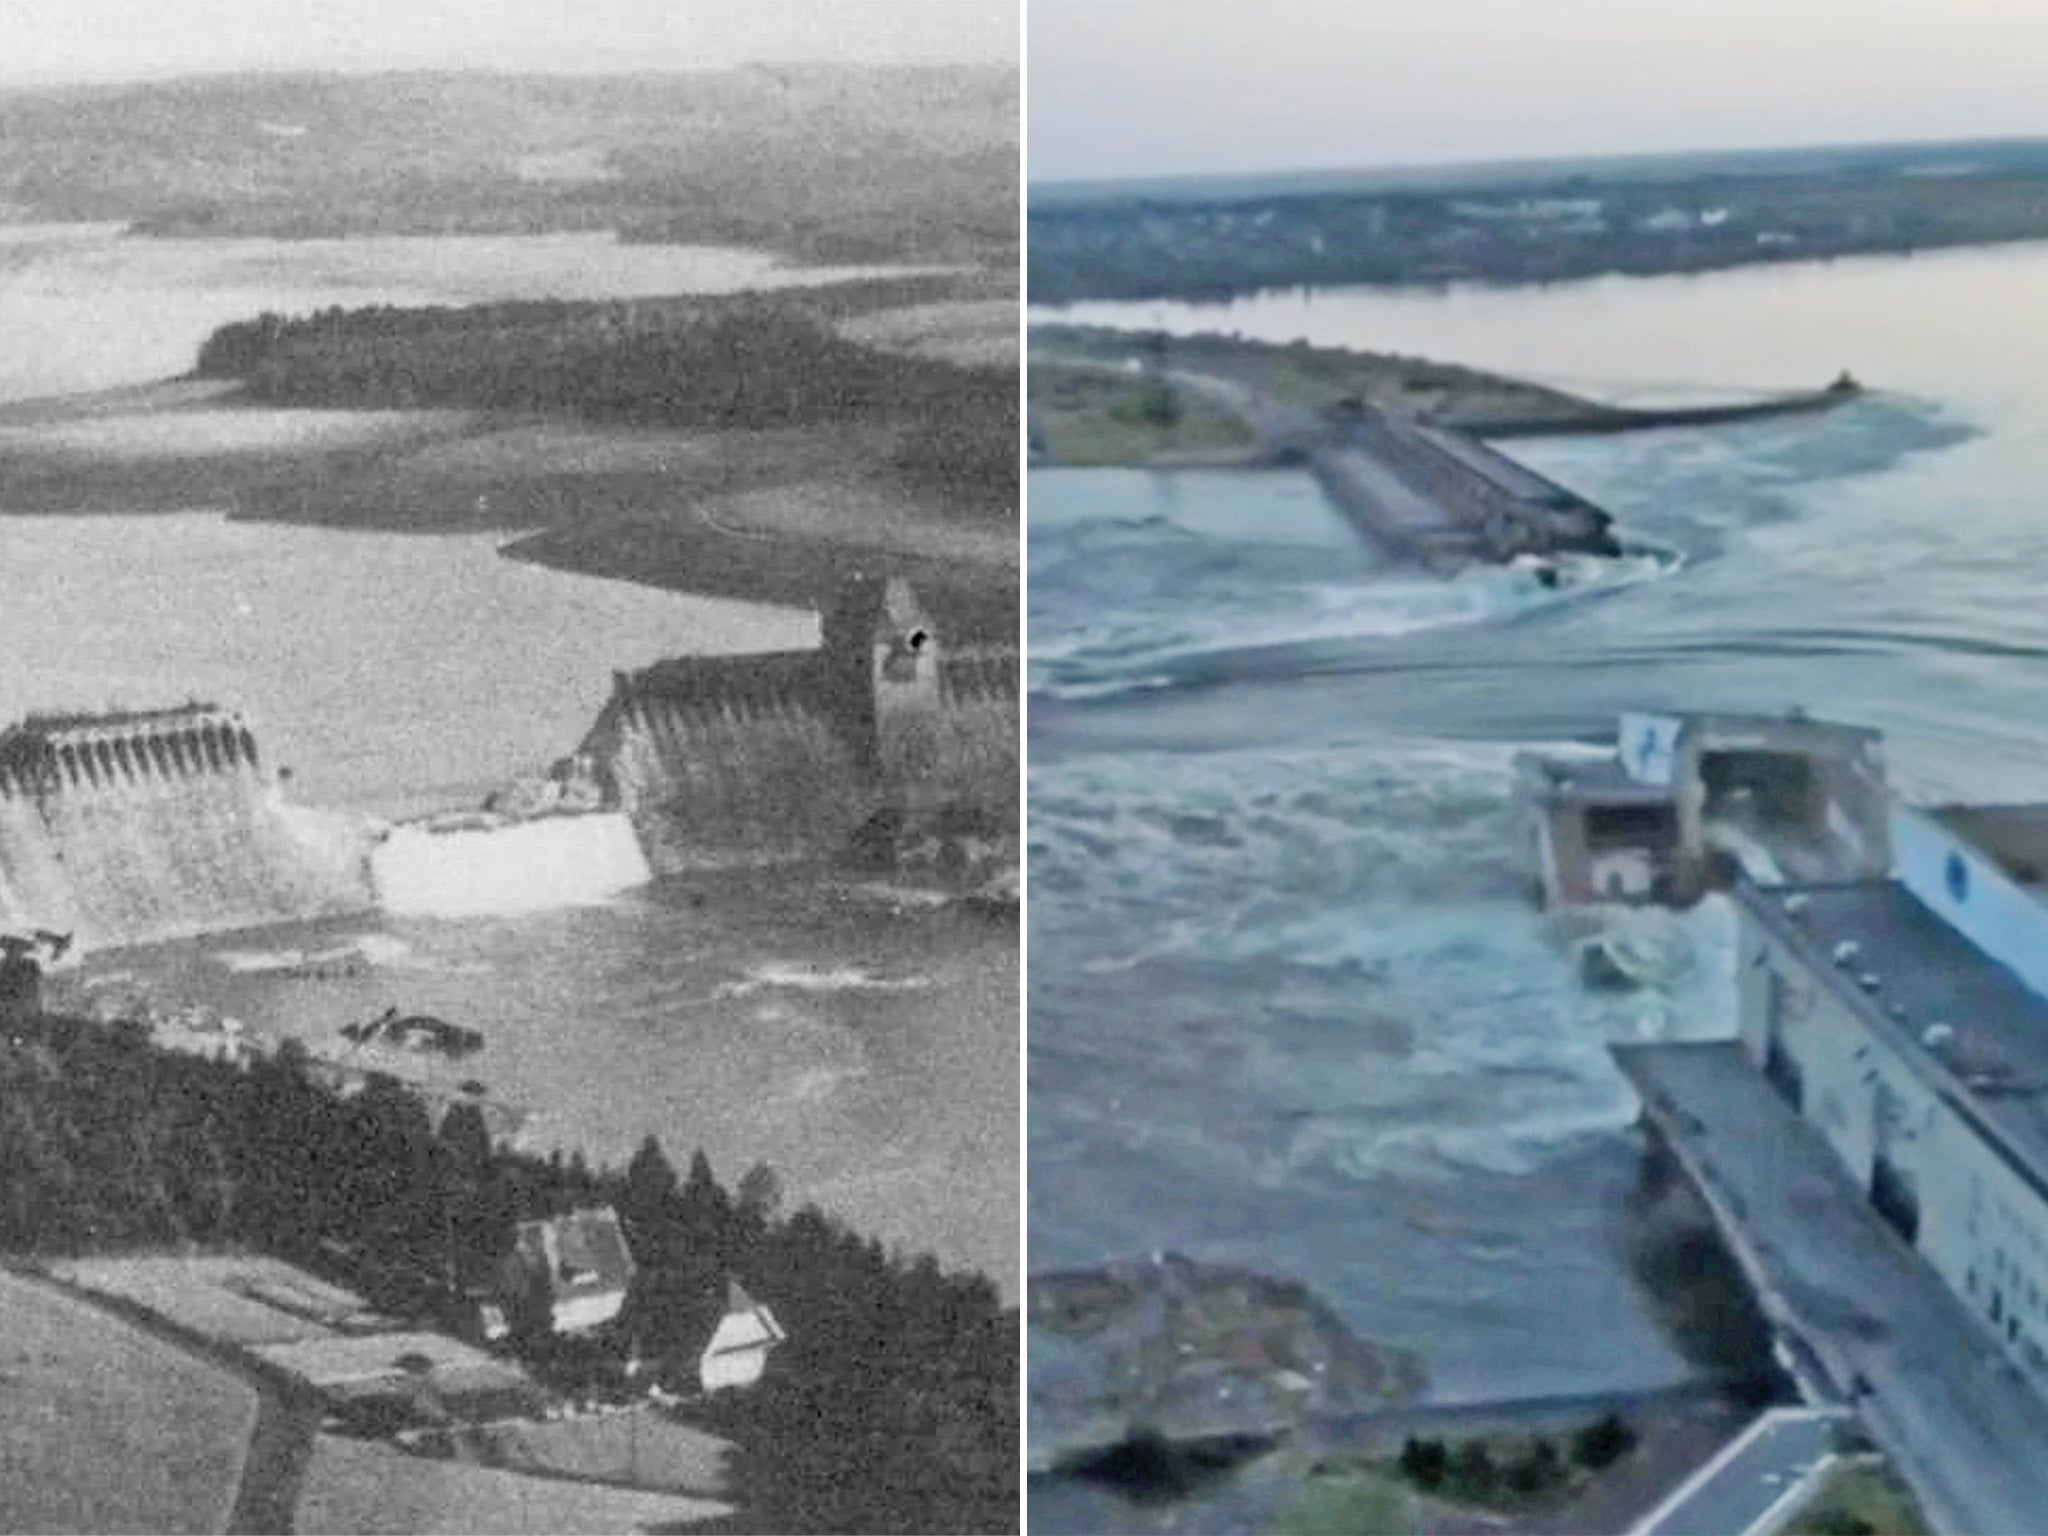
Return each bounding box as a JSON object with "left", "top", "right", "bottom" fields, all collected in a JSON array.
[
  {"left": 583, "top": 654, "right": 875, "bottom": 871},
  {"left": 583, "top": 576, "right": 1019, "bottom": 870},
  {"left": 889, "top": 649, "right": 1021, "bottom": 821},
  {"left": 0, "top": 707, "right": 372, "bottom": 951},
  {"left": 1310, "top": 405, "right": 1620, "bottom": 568}
]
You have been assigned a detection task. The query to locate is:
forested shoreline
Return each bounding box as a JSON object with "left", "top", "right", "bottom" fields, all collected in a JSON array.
[{"left": 193, "top": 290, "right": 1016, "bottom": 515}]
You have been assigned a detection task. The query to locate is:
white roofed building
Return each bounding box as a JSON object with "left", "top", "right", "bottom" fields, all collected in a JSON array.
[{"left": 699, "top": 1279, "right": 786, "bottom": 1393}]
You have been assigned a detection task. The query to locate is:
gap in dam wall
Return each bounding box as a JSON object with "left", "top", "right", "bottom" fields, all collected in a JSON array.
[{"left": 0, "top": 578, "right": 1020, "bottom": 946}]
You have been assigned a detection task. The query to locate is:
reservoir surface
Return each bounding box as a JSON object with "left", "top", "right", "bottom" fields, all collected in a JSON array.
[
  {"left": 1029, "top": 240, "right": 2048, "bottom": 1415},
  {"left": 1, "top": 226, "right": 1017, "bottom": 1297}
]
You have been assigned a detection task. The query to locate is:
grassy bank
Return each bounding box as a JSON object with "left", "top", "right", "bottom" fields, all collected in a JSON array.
[
  {"left": 1784, "top": 1461, "right": 1932, "bottom": 1536},
  {"left": 1028, "top": 359, "right": 1257, "bottom": 466},
  {"left": 1028, "top": 324, "right": 1609, "bottom": 469}
]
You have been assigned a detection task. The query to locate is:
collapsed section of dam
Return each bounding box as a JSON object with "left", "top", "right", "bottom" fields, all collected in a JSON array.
[
  {"left": 0, "top": 705, "right": 371, "bottom": 950},
  {"left": 580, "top": 575, "right": 1019, "bottom": 873},
  {"left": 0, "top": 577, "right": 1016, "bottom": 948}
]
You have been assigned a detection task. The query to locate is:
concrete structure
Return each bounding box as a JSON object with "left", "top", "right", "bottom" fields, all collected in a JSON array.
[
  {"left": 1310, "top": 403, "right": 1620, "bottom": 569},
  {"left": 582, "top": 574, "right": 1017, "bottom": 870},
  {"left": 1732, "top": 801, "right": 2048, "bottom": 1385},
  {"left": 698, "top": 1279, "right": 785, "bottom": 1393},
  {"left": 0, "top": 703, "right": 370, "bottom": 949},
  {"left": 1613, "top": 1039, "right": 2048, "bottom": 1536},
  {"left": 1610, "top": 792, "right": 2048, "bottom": 1532},
  {"left": 1517, "top": 711, "right": 1891, "bottom": 906},
  {"left": 1627, "top": 1407, "right": 1848, "bottom": 1536}
]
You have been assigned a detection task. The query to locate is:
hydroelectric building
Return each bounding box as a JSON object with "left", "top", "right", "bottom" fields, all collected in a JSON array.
[{"left": 1614, "top": 785, "right": 2048, "bottom": 1531}]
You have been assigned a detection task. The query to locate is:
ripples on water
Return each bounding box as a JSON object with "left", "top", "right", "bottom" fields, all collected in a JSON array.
[
  {"left": 1, "top": 231, "right": 1016, "bottom": 1296},
  {"left": 1030, "top": 244, "right": 2048, "bottom": 1407}
]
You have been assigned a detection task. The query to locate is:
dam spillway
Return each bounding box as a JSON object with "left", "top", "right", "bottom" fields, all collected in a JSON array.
[{"left": 0, "top": 705, "right": 371, "bottom": 950}]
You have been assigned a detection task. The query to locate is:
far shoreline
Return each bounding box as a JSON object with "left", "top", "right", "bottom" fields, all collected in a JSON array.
[{"left": 0, "top": 377, "right": 1017, "bottom": 616}]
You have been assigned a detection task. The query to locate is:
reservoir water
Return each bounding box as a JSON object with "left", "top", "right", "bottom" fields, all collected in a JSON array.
[
  {"left": 2, "top": 227, "right": 1016, "bottom": 1296},
  {"left": 1029, "top": 242, "right": 2048, "bottom": 1414}
]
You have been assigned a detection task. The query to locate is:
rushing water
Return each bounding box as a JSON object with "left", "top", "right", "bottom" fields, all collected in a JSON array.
[
  {"left": 2, "top": 229, "right": 1016, "bottom": 1295},
  {"left": 1028, "top": 242, "right": 2048, "bottom": 1420}
]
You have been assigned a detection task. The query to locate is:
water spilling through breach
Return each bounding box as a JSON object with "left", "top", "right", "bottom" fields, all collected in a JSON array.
[
  {"left": 369, "top": 813, "right": 652, "bottom": 918},
  {"left": 1031, "top": 241, "right": 2048, "bottom": 1413},
  {"left": 0, "top": 229, "right": 1017, "bottom": 1295}
]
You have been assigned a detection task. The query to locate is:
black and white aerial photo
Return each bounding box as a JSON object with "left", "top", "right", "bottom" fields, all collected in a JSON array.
[{"left": 0, "top": 2, "right": 1018, "bottom": 1531}]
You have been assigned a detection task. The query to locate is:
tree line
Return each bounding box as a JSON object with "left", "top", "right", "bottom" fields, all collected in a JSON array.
[
  {"left": 192, "top": 296, "right": 1017, "bottom": 516},
  {"left": 0, "top": 1011, "right": 1015, "bottom": 1533}
]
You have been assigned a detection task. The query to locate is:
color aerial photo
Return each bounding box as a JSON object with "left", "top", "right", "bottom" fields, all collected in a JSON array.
[
  {"left": 0, "top": 2, "right": 1017, "bottom": 1532},
  {"left": 1028, "top": 2, "right": 2048, "bottom": 1532}
]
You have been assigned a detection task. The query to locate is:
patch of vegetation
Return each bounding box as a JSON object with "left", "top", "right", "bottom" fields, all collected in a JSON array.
[
  {"left": 0, "top": 1010, "right": 1014, "bottom": 1533},
  {"left": 1784, "top": 1462, "right": 1933, "bottom": 1536},
  {"left": 190, "top": 286, "right": 1016, "bottom": 524},
  {"left": 1398, "top": 1434, "right": 1449, "bottom": 1489},
  {"left": 1629, "top": 1215, "right": 1791, "bottom": 1394},
  {"left": 1373, "top": 1417, "right": 1633, "bottom": 1516},
  {"left": 1572, "top": 1411, "right": 1640, "bottom": 1470},
  {"left": 1033, "top": 323, "right": 1597, "bottom": 439},
  {"left": 1056, "top": 1428, "right": 1276, "bottom": 1505},
  {"left": 0, "top": 1271, "right": 259, "bottom": 1536},
  {"left": 198, "top": 294, "right": 1000, "bottom": 431},
  {"left": 1027, "top": 359, "right": 1254, "bottom": 465},
  {"left": 1274, "top": 1469, "right": 1417, "bottom": 1536}
]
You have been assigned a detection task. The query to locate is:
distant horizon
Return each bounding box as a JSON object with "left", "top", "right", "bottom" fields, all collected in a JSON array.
[
  {"left": 6, "top": 1, "right": 1015, "bottom": 86},
  {"left": 0, "top": 58, "right": 1016, "bottom": 93},
  {"left": 1029, "top": 128, "right": 2048, "bottom": 196}
]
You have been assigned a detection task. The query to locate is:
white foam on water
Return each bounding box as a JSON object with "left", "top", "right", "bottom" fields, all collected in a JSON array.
[
  {"left": 1032, "top": 535, "right": 1682, "bottom": 700},
  {"left": 844, "top": 881, "right": 958, "bottom": 910},
  {"left": 716, "top": 963, "right": 937, "bottom": 998},
  {"left": 370, "top": 812, "right": 653, "bottom": 918}
]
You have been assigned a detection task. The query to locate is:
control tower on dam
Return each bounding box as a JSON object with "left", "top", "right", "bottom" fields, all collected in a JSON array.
[
  {"left": 582, "top": 574, "right": 1019, "bottom": 872},
  {"left": 0, "top": 704, "right": 371, "bottom": 951}
]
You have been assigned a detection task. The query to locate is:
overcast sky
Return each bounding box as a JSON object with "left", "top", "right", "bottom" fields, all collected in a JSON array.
[
  {"left": 1032, "top": 0, "right": 2048, "bottom": 183},
  {"left": 3, "top": 0, "right": 1015, "bottom": 83}
]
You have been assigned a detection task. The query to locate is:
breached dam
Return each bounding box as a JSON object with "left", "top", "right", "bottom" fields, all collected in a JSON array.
[
  {"left": 0, "top": 704, "right": 369, "bottom": 950},
  {"left": 370, "top": 812, "right": 652, "bottom": 918}
]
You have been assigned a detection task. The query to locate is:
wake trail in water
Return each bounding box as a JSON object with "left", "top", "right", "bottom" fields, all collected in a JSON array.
[{"left": 1032, "top": 522, "right": 1684, "bottom": 702}]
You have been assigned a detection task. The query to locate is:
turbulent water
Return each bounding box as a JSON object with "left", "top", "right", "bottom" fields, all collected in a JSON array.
[
  {"left": 1029, "top": 241, "right": 2048, "bottom": 1414},
  {"left": 2, "top": 229, "right": 1016, "bottom": 1295}
]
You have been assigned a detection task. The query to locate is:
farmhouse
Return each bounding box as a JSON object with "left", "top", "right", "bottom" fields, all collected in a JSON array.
[
  {"left": 482, "top": 1207, "right": 636, "bottom": 1340},
  {"left": 699, "top": 1279, "right": 787, "bottom": 1393}
]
